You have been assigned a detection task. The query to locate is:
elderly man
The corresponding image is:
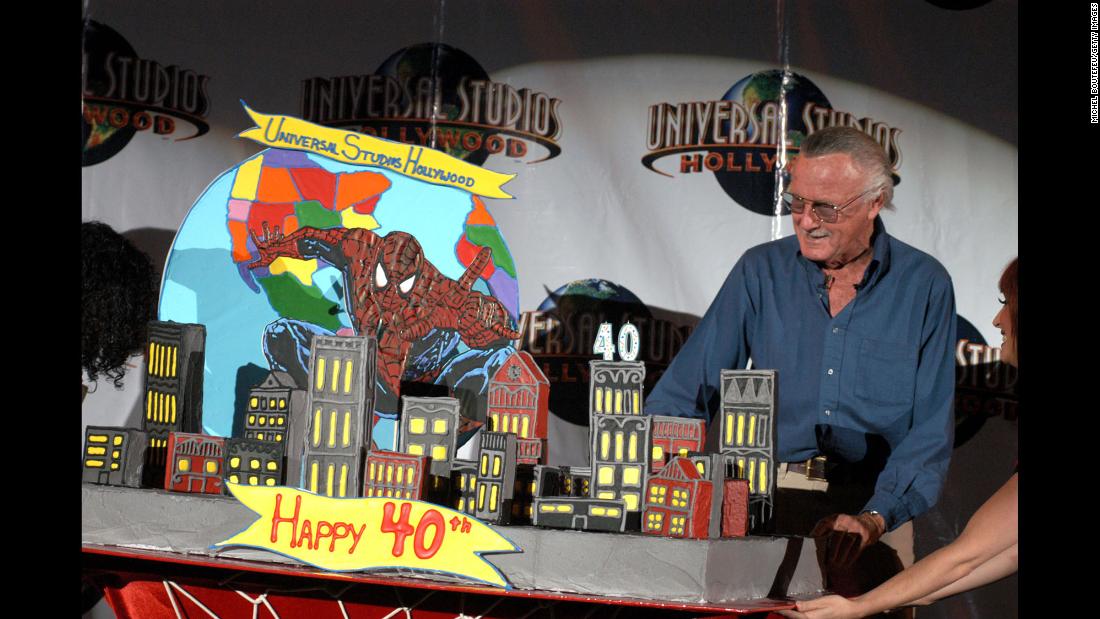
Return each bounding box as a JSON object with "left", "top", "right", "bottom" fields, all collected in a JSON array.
[{"left": 646, "top": 126, "right": 955, "bottom": 595}]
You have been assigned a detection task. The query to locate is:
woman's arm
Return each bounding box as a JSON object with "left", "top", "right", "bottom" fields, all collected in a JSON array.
[
  {"left": 780, "top": 474, "right": 1017, "bottom": 619},
  {"left": 911, "top": 542, "right": 1017, "bottom": 606}
]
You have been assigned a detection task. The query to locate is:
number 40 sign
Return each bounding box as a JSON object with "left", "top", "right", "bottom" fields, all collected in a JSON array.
[{"left": 593, "top": 321, "right": 640, "bottom": 361}]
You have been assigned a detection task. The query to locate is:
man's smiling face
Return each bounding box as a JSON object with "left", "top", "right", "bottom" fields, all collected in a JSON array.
[{"left": 787, "top": 153, "right": 884, "bottom": 269}]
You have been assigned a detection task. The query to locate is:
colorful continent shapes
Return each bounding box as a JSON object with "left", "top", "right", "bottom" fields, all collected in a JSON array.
[{"left": 226, "top": 150, "right": 391, "bottom": 284}]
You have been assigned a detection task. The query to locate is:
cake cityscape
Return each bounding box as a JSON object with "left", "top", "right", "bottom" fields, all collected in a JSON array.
[{"left": 82, "top": 318, "right": 778, "bottom": 542}]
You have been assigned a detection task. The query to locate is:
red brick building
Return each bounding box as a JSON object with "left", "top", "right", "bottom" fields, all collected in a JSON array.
[
  {"left": 642, "top": 456, "right": 713, "bottom": 539},
  {"left": 487, "top": 351, "right": 549, "bottom": 440}
]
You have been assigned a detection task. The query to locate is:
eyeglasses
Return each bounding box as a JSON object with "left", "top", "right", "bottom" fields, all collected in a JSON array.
[{"left": 781, "top": 187, "right": 880, "bottom": 223}]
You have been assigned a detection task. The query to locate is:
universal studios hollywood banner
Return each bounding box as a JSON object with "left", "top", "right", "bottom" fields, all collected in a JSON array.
[{"left": 82, "top": 2, "right": 1016, "bottom": 614}]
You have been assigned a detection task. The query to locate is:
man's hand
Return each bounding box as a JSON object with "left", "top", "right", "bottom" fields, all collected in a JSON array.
[{"left": 811, "top": 512, "right": 886, "bottom": 567}]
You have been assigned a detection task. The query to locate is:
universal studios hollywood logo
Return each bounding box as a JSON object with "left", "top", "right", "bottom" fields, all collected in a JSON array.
[
  {"left": 300, "top": 43, "right": 562, "bottom": 167},
  {"left": 642, "top": 69, "right": 903, "bottom": 216}
]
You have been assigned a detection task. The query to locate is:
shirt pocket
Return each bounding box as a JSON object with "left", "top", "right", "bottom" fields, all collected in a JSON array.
[{"left": 855, "top": 338, "right": 917, "bottom": 408}]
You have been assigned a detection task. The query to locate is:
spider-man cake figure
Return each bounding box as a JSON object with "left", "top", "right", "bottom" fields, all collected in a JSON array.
[{"left": 248, "top": 224, "right": 519, "bottom": 426}]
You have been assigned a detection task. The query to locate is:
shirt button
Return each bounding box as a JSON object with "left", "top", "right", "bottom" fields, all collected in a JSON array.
[
  {"left": 825, "top": 409, "right": 831, "bottom": 416},
  {"left": 827, "top": 369, "right": 834, "bottom": 375},
  {"left": 832, "top": 327, "right": 839, "bottom": 334}
]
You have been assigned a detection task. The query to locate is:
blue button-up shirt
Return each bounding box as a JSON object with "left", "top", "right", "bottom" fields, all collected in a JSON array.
[{"left": 646, "top": 218, "right": 955, "bottom": 531}]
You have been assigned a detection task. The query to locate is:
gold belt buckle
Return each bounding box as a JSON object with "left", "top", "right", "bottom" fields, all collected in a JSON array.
[{"left": 806, "top": 456, "right": 828, "bottom": 482}]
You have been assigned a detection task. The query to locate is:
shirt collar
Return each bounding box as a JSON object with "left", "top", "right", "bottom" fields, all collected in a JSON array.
[{"left": 796, "top": 216, "right": 892, "bottom": 290}]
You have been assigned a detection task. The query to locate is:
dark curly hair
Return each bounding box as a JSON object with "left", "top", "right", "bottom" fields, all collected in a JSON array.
[{"left": 82, "top": 221, "right": 157, "bottom": 388}]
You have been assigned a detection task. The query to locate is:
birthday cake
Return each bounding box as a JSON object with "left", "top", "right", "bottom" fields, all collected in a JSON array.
[{"left": 81, "top": 107, "right": 823, "bottom": 603}]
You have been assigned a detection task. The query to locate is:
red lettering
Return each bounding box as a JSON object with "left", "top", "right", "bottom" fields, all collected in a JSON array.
[
  {"left": 506, "top": 138, "right": 527, "bottom": 157},
  {"left": 108, "top": 107, "right": 129, "bottom": 128},
  {"left": 485, "top": 134, "right": 505, "bottom": 153},
  {"left": 381, "top": 501, "right": 416, "bottom": 558},
  {"left": 132, "top": 111, "right": 152, "bottom": 131},
  {"left": 704, "top": 152, "right": 724, "bottom": 171},
  {"left": 83, "top": 104, "right": 108, "bottom": 125},
  {"left": 680, "top": 154, "right": 701, "bottom": 173},
  {"left": 270, "top": 493, "right": 301, "bottom": 547},
  {"left": 414, "top": 509, "right": 445, "bottom": 559},
  {"left": 461, "top": 131, "right": 482, "bottom": 151},
  {"left": 154, "top": 115, "right": 175, "bottom": 135},
  {"left": 437, "top": 128, "right": 462, "bottom": 150}
]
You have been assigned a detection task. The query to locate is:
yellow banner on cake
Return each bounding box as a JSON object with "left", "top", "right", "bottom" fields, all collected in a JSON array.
[
  {"left": 237, "top": 103, "right": 515, "bottom": 199},
  {"left": 216, "top": 483, "right": 520, "bottom": 588}
]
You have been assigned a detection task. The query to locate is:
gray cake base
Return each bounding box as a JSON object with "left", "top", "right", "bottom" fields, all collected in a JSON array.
[{"left": 82, "top": 483, "right": 823, "bottom": 604}]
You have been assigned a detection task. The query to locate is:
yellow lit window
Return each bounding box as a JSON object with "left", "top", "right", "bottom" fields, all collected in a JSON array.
[
  {"left": 492, "top": 455, "right": 502, "bottom": 477},
  {"left": 376, "top": 463, "right": 385, "bottom": 481},
  {"left": 269, "top": 416, "right": 278, "bottom": 426},
  {"left": 386, "top": 464, "right": 394, "bottom": 483},
  {"left": 312, "top": 409, "right": 322, "bottom": 446},
  {"left": 747, "top": 414, "right": 756, "bottom": 447},
  {"left": 331, "top": 361, "right": 340, "bottom": 393},
  {"left": 111, "top": 449, "right": 120, "bottom": 460},
  {"left": 600, "top": 431, "right": 610, "bottom": 459},
  {"left": 489, "top": 485, "right": 499, "bottom": 510},
  {"left": 259, "top": 416, "right": 267, "bottom": 426},
  {"left": 614, "top": 389, "right": 623, "bottom": 413},
  {"left": 178, "top": 458, "right": 190, "bottom": 472},
  {"left": 614, "top": 432, "right": 624, "bottom": 461},
  {"left": 269, "top": 398, "right": 276, "bottom": 410},
  {"left": 605, "top": 389, "right": 612, "bottom": 414},
  {"left": 248, "top": 415, "right": 256, "bottom": 425},
  {"left": 748, "top": 459, "right": 757, "bottom": 493},
  {"left": 88, "top": 434, "right": 107, "bottom": 444},
  {"left": 385, "top": 488, "right": 393, "bottom": 497},
  {"left": 458, "top": 474, "right": 465, "bottom": 490},
  {"left": 521, "top": 416, "right": 530, "bottom": 438},
  {"left": 395, "top": 465, "right": 404, "bottom": 484},
  {"left": 539, "top": 504, "right": 556, "bottom": 513},
  {"left": 279, "top": 398, "right": 286, "bottom": 410},
  {"left": 342, "top": 411, "right": 351, "bottom": 447},
  {"left": 597, "top": 490, "right": 616, "bottom": 499},
  {"left": 556, "top": 504, "right": 573, "bottom": 513},
  {"left": 736, "top": 413, "right": 745, "bottom": 446},
  {"left": 652, "top": 445, "right": 664, "bottom": 461},
  {"left": 491, "top": 413, "right": 499, "bottom": 431},
  {"left": 407, "top": 465, "right": 415, "bottom": 482},
  {"left": 275, "top": 434, "right": 282, "bottom": 442},
  {"left": 339, "top": 464, "right": 348, "bottom": 497},
  {"left": 724, "top": 413, "right": 734, "bottom": 447},
  {"left": 344, "top": 360, "right": 353, "bottom": 394},
  {"left": 249, "top": 459, "right": 260, "bottom": 470},
  {"left": 327, "top": 411, "right": 337, "bottom": 447},
  {"left": 759, "top": 463, "right": 767, "bottom": 495},
  {"left": 266, "top": 460, "right": 277, "bottom": 471},
  {"left": 409, "top": 417, "right": 426, "bottom": 434},
  {"left": 529, "top": 481, "right": 537, "bottom": 494},
  {"left": 408, "top": 444, "right": 424, "bottom": 456},
  {"left": 511, "top": 415, "right": 519, "bottom": 434},
  {"left": 369, "top": 462, "right": 376, "bottom": 480},
  {"left": 266, "top": 478, "right": 275, "bottom": 486},
  {"left": 206, "top": 461, "right": 218, "bottom": 474},
  {"left": 595, "top": 387, "right": 603, "bottom": 413},
  {"left": 249, "top": 475, "right": 258, "bottom": 485},
  {"left": 607, "top": 508, "right": 620, "bottom": 517},
  {"left": 257, "top": 433, "right": 264, "bottom": 440},
  {"left": 632, "top": 391, "right": 640, "bottom": 414},
  {"left": 481, "top": 454, "right": 489, "bottom": 476},
  {"left": 229, "top": 474, "right": 239, "bottom": 483},
  {"left": 433, "top": 444, "right": 448, "bottom": 462},
  {"left": 316, "top": 358, "right": 326, "bottom": 391},
  {"left": 478, "top": 483, "right": 486, "bottom": 509},
  {"left": 85, "top": 459, "right": 104, "bottom": 468},
  {"left": 598, "top": 465, "right": 614, "bottom": 485},
  {"left": 326, "top": 463, "right": 335, "bottom": 497},
  {"left": 592, "top": 507, "right": 607, "bottom": 516},
  {"left": 622, "top": 466, "right": 640, "bottom": 486},
  {"left": 696, "top": 462, "right": 705, "bottom": 474},
  {"left": 432, "top": 418, "right": 448, "bottom": 434},
  {"left": 628, "top": 433, "right": 637, "bottom": 462},
  {"left": 308, "top": 460, "right": 318, "bottom": 491},
  {"left": 622, "top": 493, "right": 639, "bottom": 511},
  {"left": 86, "top": 446, "right": 106, "bottom": 456}
]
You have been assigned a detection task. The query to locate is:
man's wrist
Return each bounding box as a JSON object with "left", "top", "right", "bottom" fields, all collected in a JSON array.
[{"left": 860, "top": 510, "right": 887, "bottom": 536}]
